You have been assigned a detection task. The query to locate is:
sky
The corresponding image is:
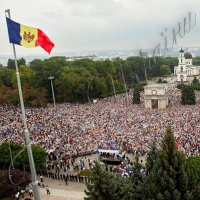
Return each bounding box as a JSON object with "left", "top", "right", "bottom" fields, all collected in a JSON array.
[{"left": 0, "top": 0, "right": 199, "bottom": 58}]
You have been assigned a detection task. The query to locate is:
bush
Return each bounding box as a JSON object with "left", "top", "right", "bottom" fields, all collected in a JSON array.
[
  {"left": 80, "top": 169, "right": 91, "bottom": 177},
  {"left": 193, "top": 85, "right": 200, "bottom": 91},
  {"left": 177, "top": 83, "right": 186, "bottom": 90},
  {"left": 135, "top": 82, "right": 146, "bottom": 91}
]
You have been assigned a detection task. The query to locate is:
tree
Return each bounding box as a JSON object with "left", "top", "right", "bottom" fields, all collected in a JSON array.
[
  {"left": 187, "top": 155, "right": 200, "bottom": 181},
  {"left": 11, "top": 65, "right": 33, "bottom": 87},
  {"left": 84, "top": 162, "right": 117, "bottom": 200},
  {"left": 133, "top": 87, "right": 140, "bottom": 104},
  {"left": 7, "top": 58, "right": 15, "bottom": 69},
  {"left": 191, "top": 76, "right": 200, "bottom": 86},
  {"left": 0, "top": 142, "right": 46, "bottom": 173},
  {"left": 0, "top": 85, "right": 13, "bottom": 104},
  {"left": 131, "top": 155, "right": 145, "bottom": 199},
  {"left": 22, "top": 83, "right": 47, "bottom": 107},
  {"left": 144, "top": 126, "right": 200, "bottom": 200},
  {"left": 181, "top": 85, "right": 196, "bottom": 105},
  {"left": 160, "top": 65, "right": 171, "bottom": 76},
  {"left": 145, "top": 141, "right": 157, "bottom": 175},
  {"left": 0, "top": 169, "right": 31, "bottom": 199},
  {"left": 15, "top": 144, "right": 46, "bottom": 172},
  {"left": 0, "top": 68, "right": 14, "bottom": 87},
  {"left": 7, "top": 58, "right": 26, "bottom": 69},
  {"left": 18, "top": 57, "right": 26, "bottom": 66},
  {"left": 115, "top": 177, "right": 135, "bottom": 200},
  {"left": 0, "top": 142, "right": 22, "bottom": 170}
]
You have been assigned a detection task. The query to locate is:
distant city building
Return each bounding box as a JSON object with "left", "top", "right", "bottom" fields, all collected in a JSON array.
[
  {"left": 174, "top": 48, "right": 200, "bottom": 82},
  {"left": 65, "top": 55, "right": 99, "bottom": 61}
]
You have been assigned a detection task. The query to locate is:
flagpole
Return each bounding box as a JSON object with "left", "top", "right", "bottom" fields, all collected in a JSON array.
[{"left": 5, "top": 9, "right": 41, "bottom": 200}]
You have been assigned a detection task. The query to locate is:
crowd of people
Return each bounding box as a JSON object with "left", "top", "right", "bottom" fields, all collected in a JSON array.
[{"left": 0, "top": 78, "right": 200, "bottom": 167}]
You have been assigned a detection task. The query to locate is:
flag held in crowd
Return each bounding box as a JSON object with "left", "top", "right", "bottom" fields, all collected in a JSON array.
[
  {"left": 6, "top": 17, "right": 55, "bottom": 54},
  {"left": 5, "top": 128, "right": 14, "bottom": 134}
]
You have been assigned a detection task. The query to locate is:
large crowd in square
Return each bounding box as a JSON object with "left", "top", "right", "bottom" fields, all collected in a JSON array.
[{"left": 1, "top": 78, "right": 200, "bottom": 166}]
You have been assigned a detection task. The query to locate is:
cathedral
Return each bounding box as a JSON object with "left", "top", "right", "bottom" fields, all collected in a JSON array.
[{"left": 174, "top": 48, "right": 200, "bottom": 82}]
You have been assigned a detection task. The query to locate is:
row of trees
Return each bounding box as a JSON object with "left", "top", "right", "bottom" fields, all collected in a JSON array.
[
  {"left": 0, "top": 56, "right": 178, "bottom": 106},
  {"left": 84, "top": 126, "right": 200, "bottom": 200},
  {"left": 2, "top": 55, "right": 200, "bottom": 106}
]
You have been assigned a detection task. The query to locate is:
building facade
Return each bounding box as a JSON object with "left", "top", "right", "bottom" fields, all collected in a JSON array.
[
  {"left": 174, "top": 48, "right": 200, "bottom": 82},
  {"left": 144, "top": 83, "right": 168, "bottom": 109}
]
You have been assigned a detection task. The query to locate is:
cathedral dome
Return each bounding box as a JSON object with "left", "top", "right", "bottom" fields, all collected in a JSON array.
[{"left": 184, "top": 52, "right": 192, "bottom": 59}]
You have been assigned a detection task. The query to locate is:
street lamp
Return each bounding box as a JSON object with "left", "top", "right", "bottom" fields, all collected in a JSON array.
[
  {"left": 48, "top": 76, "right": 55, "bottom": 107},
  {"left": 139, "top": 49, "right": 148, "bottom": 85},
  {"left": 120, "top": 65, "right": 129, "bottom": 107},
  {"left": 87, "top": 76, "right": 94, "bottom": 103},
  {"left": 105, "top": 71, "right": 117, "bottom": 101}
]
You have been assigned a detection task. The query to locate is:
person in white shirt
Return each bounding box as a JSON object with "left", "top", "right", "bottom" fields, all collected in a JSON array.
[
  {"left": 20, "top": 189, "right": 25, "bottom": 198},
  {"left": 46, "top": 185, "right": 50, "bottom": 194},
  {"left": 29, "top": 188, "right": 33, "bottom": 197}
]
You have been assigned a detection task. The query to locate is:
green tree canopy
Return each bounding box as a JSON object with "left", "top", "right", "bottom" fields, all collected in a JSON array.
[
  {"left": 181, "top": 85, "right": 196, "bottom": 105},
  {"left": 84, "top": 162, "right": 118, "bottom": 200},
  {"left": 0, "top": 55, "right": 182, "bottom": 105},
  {"left": 0, "top": 142, "right": 46, "bottom": 172},
  {"left": 160, "top": 64, "right": 171, "bottom": 76},
  {"left": 191, "top": 76, "right": 200, "bottom": 86},
  {"left": 187, "top": 155, "right": 200, "bottom": 181},
  {"left": 0, "top": 68, "right": 14, "bottom": 87},
  {"left": 144, "top": 126, "right": 200, "bottom": 200},
  {"left": 7, "top": 58, "right": 26, "bottom": 69}
]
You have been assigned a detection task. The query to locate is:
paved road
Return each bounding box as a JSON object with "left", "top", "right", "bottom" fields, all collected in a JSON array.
[{"left": 24, "top": 176, "right": 87, "bottom": 200}]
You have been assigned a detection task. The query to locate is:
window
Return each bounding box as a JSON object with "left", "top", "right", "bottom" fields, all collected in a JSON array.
[{"left": 181, "top": 66, "right": 183, "bottom": 72}]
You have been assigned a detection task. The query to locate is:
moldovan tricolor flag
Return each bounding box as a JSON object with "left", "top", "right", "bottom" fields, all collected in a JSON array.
[{"left": 6, "top": 17, "right": 54, "bottom": 54}]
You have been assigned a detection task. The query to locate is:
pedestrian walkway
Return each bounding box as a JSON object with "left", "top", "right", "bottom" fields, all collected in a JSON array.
[{"left": 24, "top": 176, "right": 86, "bottom": 200}]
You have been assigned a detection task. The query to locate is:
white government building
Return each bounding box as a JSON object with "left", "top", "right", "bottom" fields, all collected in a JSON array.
[
  {"left": 143, "top": 48, "right": 200, "bottom": 109},
  {"left": 174, "top": 48, "right": 200, "bottom": 82}
]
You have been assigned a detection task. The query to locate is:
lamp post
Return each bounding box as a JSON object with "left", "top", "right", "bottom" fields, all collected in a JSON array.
[
  {"left": 139, "top": 49, "right": 148, "bottom": 85},
  {"left": 48, "top": 76, "right": 55, "bottom": 107},
  {"left": 120, "top": 65, "right": 129, "bottom": 107},
  {"left": 105, "top": 71, "right": 116, "bottom": 101},
  {"left": 87, "top": 76, "right": 94, "bottom": 103}
]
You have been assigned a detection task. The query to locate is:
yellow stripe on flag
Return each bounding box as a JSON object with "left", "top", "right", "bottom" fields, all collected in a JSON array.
[{"left": 20, "top": 24, "right": 38, "bottom": 47}]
